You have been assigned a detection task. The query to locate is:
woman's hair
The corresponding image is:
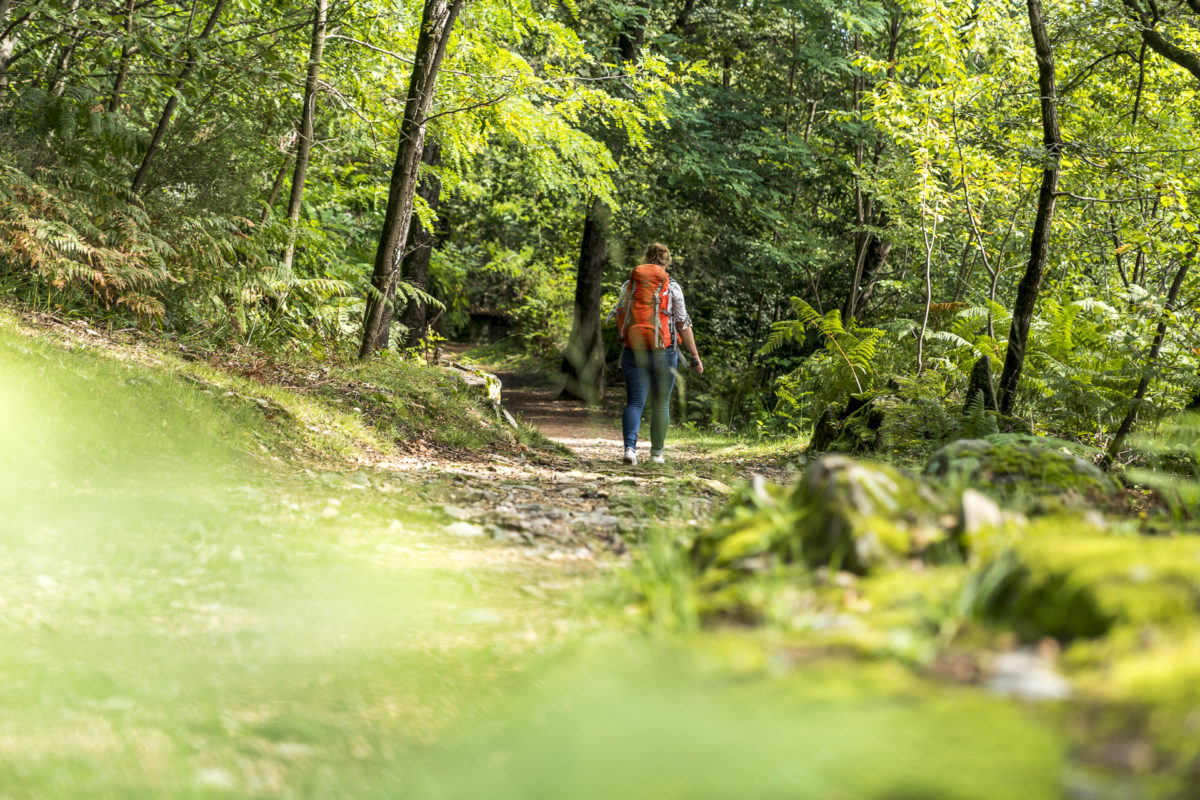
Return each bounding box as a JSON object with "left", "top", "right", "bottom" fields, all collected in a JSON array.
[{"left": 643, "top": 242, "right": 672, "bottom": 268}]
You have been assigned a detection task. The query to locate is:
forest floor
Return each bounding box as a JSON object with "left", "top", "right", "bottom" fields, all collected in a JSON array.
[{"left": 0, "top": 312, "right": 1074, "bottom": 798}]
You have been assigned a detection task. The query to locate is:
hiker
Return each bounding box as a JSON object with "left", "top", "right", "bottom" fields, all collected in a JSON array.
[{"left": 610, "top": 243, "right": 704, "bottom": 465}]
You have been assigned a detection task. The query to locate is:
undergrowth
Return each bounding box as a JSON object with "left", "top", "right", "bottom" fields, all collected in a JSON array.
[{"left": 1, "top": 306, "right": 545, "bottom": 466}]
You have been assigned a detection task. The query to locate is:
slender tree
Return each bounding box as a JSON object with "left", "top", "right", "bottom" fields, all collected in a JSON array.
[
  {"left": 131, "top": 0, "right": 230, "bottom": 193},
  {"left": 996, "top": 0, "right": 1063, "bottom": 414},
  {"left": 558, "top": 7, "right": 647, "bottom": 403},
  {"left": 281, "top": 0, "right": 328, "bottom": 273},
  {"left": 399, "top": 142, "right": 443, "bottom": 348},
  {"left": 107, "top": 0, "right": 136, "bottom": 112},
  {"left": 1104, "top": 254, "right": 1193, "bottom": 467},
  {"left": 358, "top": 0, "right": 463, "bottom": 358},
  {"left": 0, "top": 0, "right": 14, "bottom": 99}
]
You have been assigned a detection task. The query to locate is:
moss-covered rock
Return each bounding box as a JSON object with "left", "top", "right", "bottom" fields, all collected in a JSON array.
[
  {"left": 793, "top": 455, "right": 953, "bottom": 572},
  {"left": 965, "top": 529, "right": 1200, "bottom": 641},
  {"left": 925, "top": 435, "right": 1117, "bottom": 502},
  {"left": 809, "top": 392, "right": 887, "bottom": 454},
  {"left": 691, "top": 455, "right": 957, "bottom": 577}
]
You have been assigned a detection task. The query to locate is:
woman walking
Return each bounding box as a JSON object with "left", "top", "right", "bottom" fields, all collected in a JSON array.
[{"left": 612, "top": 243, "right": 703, "bottom": 465}]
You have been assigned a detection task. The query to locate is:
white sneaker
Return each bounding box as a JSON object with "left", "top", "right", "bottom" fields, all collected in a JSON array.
[
  {"left": 651, "top": 453, "right": 665, "bottom": 464},
  {"left": 623, "top": 448, "right": 638, "bottom": 466}
]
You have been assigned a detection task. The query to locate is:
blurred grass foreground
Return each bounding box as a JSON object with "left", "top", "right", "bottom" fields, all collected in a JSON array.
[{"left": 0, "top": 316, "right": 1064, "bottom": 798}]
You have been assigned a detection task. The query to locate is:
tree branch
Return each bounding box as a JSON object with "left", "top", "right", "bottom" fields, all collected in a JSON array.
[{"left": 1122, "top": 0, "right": 1200, "bottom": 83}]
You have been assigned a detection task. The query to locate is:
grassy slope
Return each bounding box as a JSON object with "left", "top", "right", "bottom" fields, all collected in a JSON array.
[{"left": 0, "top": 312, "right": 1065, "bottom": 798}]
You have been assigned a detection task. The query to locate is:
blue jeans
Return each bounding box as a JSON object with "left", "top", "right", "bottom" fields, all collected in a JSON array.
[{"left": 621, "top": 346, "right": 678, "bottom": 452}]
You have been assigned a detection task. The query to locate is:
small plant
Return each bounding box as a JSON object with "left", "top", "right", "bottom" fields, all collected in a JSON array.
[{"left": 962, "top": 392, "right": 1000, "bottom": 438}]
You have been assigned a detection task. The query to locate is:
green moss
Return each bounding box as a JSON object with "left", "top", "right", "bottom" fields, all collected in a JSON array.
[
  {"left": 926, "top": 436, "right": 1117, "bottom": 504},
  {"left": 692, "top": 456, "right": 955, "bottom": 579},
  {"left": 967, "top": 527, "right": 1200, "bottom": 640}
]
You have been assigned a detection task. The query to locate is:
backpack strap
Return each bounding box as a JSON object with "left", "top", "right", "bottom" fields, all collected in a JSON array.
[{"left": 658, "top": 279, "right": 672, "bottom": 348}]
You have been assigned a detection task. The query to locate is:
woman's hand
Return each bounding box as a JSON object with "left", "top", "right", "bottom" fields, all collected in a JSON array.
[{"left": 689, "top": 355, "right": 704, "bottom": 374}]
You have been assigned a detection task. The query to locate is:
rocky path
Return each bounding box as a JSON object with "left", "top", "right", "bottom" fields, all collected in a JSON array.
[{"left": 380, "top": 360, "right": 794, "bottom": 556}]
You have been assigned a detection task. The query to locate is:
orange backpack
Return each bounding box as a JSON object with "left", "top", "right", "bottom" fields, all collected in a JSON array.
[{"left": 617, "top": 264, "right": 673, "bottom": 350}]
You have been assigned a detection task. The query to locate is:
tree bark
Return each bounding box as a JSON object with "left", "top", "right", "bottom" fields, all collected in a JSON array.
[
  {"left": 108, "top": 0, "right": 136, "bottom": 112},
  {"left": 996, "top": 0, "right": 1063, "bottom": 415},
  {"left": 358, "top": 0, "right": 462, "bottom": 359},
  {"left": 558, "top": 7, "right": 647, "bottom": 403},
  {"left": 280, "top": 0, "right": 327, "bottom": 273},
  {"left": 131, "top": 0, "right": 229, "bottom": 194},
  {"left": 1103, "top": 256, "right": 1192, "bottom": 468},
  {"left": 1122, "top": 0, "right": 1200, "bottom": 83},
  {"left": 559, "top": 196, "right": 611, "bottom": 403},
  {"left": 399, "top": 141, "right": 443, "bottom": 349},
  {"left": 0, "top": 0, "right": 15, "bottom": 100}
]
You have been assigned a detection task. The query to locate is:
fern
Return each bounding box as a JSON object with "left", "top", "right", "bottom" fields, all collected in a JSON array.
[
  {"left": 761, "top": 297, "right": 886, "bottom": 393},
  {"left": 962, "top": 392, "right": 1000, "bottom": 437}
]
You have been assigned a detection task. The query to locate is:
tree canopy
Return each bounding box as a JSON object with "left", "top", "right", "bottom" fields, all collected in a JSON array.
[{"left": 3, "top": 0, "right": 1200, "bottom": 461}]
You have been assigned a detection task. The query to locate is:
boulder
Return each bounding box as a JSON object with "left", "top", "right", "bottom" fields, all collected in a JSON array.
[
  {"left": 692, "top": 455, "right": 956, "bottom": 576},
  {"left": 925, "top": 435, "right": 1116, "bottom": 501},
  {"left": 965, "top": 529, "right": 1200, "bottom": 641},
  {"left": 792, "top": 455, "right": 952, "bottom": 572},
  {"left": 443, "top": 362, "right": 501, "bottom": 407},
  {"left": 442, "top": 362, "right": 518, "bottom": 428}
]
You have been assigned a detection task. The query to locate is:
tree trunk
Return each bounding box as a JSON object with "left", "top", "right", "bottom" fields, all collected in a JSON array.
[
  {"left": 260, "top": 151, "right": 293, "bottom": 225},
  {"left": 842, "top": 216, "right": 892, "bottom": 322},
  {"left": 1103, "top": 256, "right": 1192, "bottom": 468},
  {"left": 107, "top": 0, "right": 136, "bottom": 112},
  {"left": 280, "top": 0, "right": 328, "bottom": 273},
  {"left": 399, "top": 142, "right": 443, "bottom": 349},
  {"left": 996, "top": 0, "right": 1063, "bottom": 415},
  {"left": 0, "top": 0, "right": 15, "bottom": 100},
  {"left": 558, "top": 196, "right": 611, "bottom": 403},
  {"left": 131, "top": 0, "right": 229, "bottom": 193},
  {"left": 557, "top": 7, "right": 647, "bottom": 403},
  {"left": 358, "top": 0, "right": 462, "bottom": 359},
  {"left": 964, "top": 354, "right": 998, "bottom": 414},
  {"left": 46, "top": 0, "right": 82, "bottom": 97}
]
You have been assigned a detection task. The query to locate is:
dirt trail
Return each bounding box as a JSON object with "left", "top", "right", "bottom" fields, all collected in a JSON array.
[
  {"left": 488, "top": 366, "right": 624, "bottom": 463},
  {"left": 372, "top": 357, "right": 794, "bottom": 557}
]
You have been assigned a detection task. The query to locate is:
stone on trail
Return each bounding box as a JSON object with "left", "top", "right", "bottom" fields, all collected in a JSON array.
[
  {"left": 441, "top": 505, "right": 475, "bottom": 521},
  {"left": 959, "top": 489, "right": 1004, "bottom": 536},
  {"left": 445, "top": 521, "right": 487, "bottom": 538},
  {"left": 985, "top": 648, "right": 1071, "bottom": 701},
  {"left": 697, "top": 477, "right": 734, "bottom": 497}
]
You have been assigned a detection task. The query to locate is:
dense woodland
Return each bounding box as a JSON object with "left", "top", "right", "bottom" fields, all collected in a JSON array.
[
  {"left": 4, "top": 0, "right": 1200, "bottom": 465},
  {"left": 9, "top": 0, "right": 1200, "bottom": 794}
]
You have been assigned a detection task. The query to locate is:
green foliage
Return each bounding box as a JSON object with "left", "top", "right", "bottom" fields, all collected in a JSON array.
[
  {"left": 1129, "top": 412, "right": 1200, "bottom": 515},
  {"left": 962, "top": 392, "right": 1000, "bottom": 438},
  {"left": 763, "top": 297, "right": 886, "bottom": 394}
]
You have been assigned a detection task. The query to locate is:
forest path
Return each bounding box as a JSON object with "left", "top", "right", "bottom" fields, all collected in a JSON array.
[
  {"left": 488, "top": 364, "right": 623, "bottom": 461},
  {"left": 385, "top": 350, "right": 793, "bottom": 556}
]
